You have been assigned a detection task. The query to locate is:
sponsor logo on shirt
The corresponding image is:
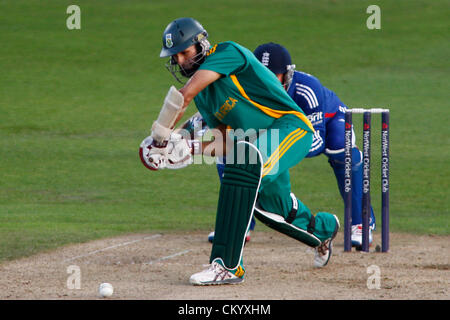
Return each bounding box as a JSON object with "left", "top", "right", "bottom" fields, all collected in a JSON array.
[{"left": 307, "top": 111, "right": 323, "bottom": 125}]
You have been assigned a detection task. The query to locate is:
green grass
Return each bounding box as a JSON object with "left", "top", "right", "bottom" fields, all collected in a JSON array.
[{"left": 0, "top": 0, "right": 448, "bottom": 262}]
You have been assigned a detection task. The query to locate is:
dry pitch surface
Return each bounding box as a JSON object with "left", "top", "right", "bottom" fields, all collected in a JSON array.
[{"left": 0, "top": 231, "right": 448, "bottom": 300}]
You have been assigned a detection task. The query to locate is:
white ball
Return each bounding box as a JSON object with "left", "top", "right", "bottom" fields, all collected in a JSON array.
[{"left": 99, "top": 283, "right": 114, "bottom": 298}]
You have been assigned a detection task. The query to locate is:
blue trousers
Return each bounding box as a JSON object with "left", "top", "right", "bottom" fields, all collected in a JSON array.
[{"left": 324, "top": 112, "right": 375, "bottom": 227}]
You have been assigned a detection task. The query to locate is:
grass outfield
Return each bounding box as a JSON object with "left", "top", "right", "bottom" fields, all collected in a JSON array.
[{"left": 0, "top": 0, "right": 448, "bottom": 262}]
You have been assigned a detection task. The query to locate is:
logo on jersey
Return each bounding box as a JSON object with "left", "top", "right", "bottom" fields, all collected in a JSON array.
[
  {"left": 206, "top": 44, "right": 218, "bottom": 56},
  {"left": 215, "top": 97, "right": 238, "bottom": 121},
  {"left": 165, "top": 33, "right": 173, "bottom": 48}
]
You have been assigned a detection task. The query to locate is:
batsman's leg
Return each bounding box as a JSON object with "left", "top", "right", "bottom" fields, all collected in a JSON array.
[
  {"left": 190, "top": 141, "right": 262, "bottom": 285},
  {"left": 207, "top": 158, "right": 255, "bottom": 243},
  {"left": 255, "top": 170, "right": 338, "bottom": 247},
  {"left": 254, "top": 122, "right": 339, "bottom": 266}
]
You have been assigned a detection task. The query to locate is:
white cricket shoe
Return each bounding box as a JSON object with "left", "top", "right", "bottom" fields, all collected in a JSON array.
[
  {"left": 189, "top": 261, "right": 244, "bottom": 286},
  {"left": 314, "top": 214, "right": 340, "bottom": 268},
  {"left": 351, "top": 224, "right": 373, "bottom": 248}
]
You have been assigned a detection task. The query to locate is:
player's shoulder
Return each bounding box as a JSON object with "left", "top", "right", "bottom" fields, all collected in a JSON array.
[
  {"left": 292, "top": 70, "right": 326, "bottom": 97},
  {"left": 206, "top": 41, "right": 250, "bottom": 58},
  {"left": 207, "top": 41, "right": 237, "bottom": 55},
  {"left": 290, "top": 70, "right": 324, "bottom": 109},
  {"left": 218, "top": 41, "right": 244, "bottom": 50},
  {"left": 292, "top": 70, "right": 322, "bottom": 89},
  {"left": 200, "top": 41, "right": 249, "bottom": 75}
]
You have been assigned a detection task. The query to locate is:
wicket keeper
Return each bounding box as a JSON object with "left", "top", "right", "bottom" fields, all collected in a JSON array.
[{"left": 253, "top": 43, "right": 376, "bottom": 247}]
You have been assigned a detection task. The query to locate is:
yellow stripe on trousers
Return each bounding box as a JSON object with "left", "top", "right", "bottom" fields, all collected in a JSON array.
[
  {"left": 263, "top": 128, "right": 302, "bottom": 171},
  {"left": 262, "top": 129, "right": 307, "bottom": 177}
]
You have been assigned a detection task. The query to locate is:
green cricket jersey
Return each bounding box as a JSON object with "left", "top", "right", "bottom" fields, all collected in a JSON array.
[{"left": 194, "top": 41, "right": 314, "bottom": 133}]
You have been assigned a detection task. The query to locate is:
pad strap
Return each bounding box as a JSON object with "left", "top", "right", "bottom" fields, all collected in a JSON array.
[
  {"left": 307, "top": 215, "right": 316, "bottom": 234},
  {"left": 285, "top": 193, "right": 298, "bottom": 224}
]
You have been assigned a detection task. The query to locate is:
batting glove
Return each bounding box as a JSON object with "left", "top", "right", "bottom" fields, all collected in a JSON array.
[{"left": 139, "top": 134, "right": 200, "bottom": 171}]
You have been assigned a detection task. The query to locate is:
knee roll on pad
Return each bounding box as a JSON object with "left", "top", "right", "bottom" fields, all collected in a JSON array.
[{"left": 210, "top": 141, "right": 262, "bottom": 270}]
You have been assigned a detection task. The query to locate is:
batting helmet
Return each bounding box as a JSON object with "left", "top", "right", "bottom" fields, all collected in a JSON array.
[
  {"left": 160, "top": 18, "right": 210, "bottom": 82},
  {"left": 160, "top": 17, "right": 208, "bottom": 58}
]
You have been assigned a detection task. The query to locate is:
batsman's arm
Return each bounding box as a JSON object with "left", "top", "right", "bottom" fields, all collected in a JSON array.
[
  {"left": 174, "top": 70, "right": 221, "bottom": 126},
  {"left": 198, "top": 124, "right": 227, "bottom": 157},
  {"left": 151, "top": 70, "right": 220, "bottom": 145}
]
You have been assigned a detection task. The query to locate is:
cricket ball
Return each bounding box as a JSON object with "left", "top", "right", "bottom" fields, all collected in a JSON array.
[{"left": 99, "top": 283, "right": 114, "bottom": 298}]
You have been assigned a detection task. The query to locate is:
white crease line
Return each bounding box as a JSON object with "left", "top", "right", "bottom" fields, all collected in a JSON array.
[
  {"left": 144, "top": 249, "right": 191, "bottom": 265},
  {"left": 63, "top": 234, "right": 162, "bottom": 263}
]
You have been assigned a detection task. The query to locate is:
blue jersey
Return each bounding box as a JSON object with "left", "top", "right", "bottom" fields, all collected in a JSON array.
[{"left": 286, "top": 70, "right": 347, "bottom": 157}]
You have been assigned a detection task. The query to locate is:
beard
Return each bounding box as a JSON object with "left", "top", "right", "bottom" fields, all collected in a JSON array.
[
  {"left": 179, "top": 48, "right": 206, "bottom": 78},
  {"left": 180, "top": 57, "right": 205, "bottom": 77},
  {"left": 165, "top": 42, "right": 210, "bottom": 84}
]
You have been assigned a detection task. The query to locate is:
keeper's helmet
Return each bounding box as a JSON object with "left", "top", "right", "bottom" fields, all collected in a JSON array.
[
  {"left": 160, "top": 18, "right": 210, "bottom": 83},
  {"left": 253, "top": 42, "right": 296, "bottom": 90}
]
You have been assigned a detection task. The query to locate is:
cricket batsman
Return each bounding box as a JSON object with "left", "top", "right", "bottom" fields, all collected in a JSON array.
[{"left": 140, "top": 18, "right": 339, "bottom": 285}]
